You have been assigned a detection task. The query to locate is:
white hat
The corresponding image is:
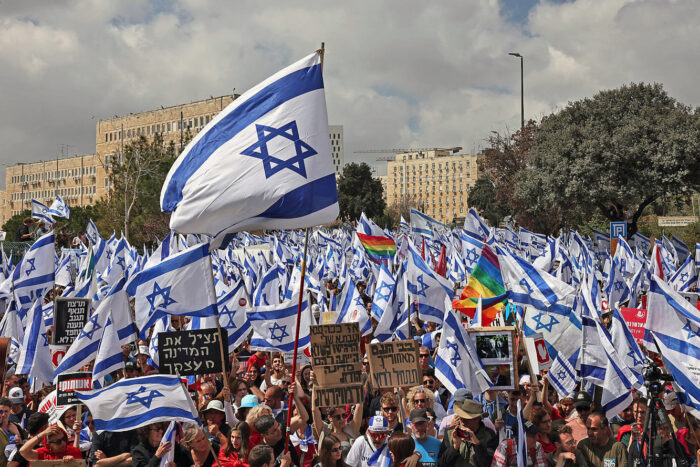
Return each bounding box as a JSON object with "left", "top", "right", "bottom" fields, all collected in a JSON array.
[
  {"left": 519, "top": 374, "right": 531, "bottom": 385},
  {"left": 664, "top": 392, "right": 678, "bottom": 411},
  {"left": 204, "top": 400, "right": 225, "bottom": 413},
  {"left": 367, "top": 416, "right": 389, "bottom": 432},
  {"left": 138, "top": 345, "right": 149, "bottom": 356},
  {"left": 8, "top": 387, "right": 24, "bottom": 405}
]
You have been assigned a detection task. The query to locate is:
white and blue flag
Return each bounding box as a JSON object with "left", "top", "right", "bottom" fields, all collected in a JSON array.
[
  {"left": 15, "top": 300, "right": 53, "bottom": 386},
  {"left": 669, "top": 255, "right": 697, "bottom": 292},
  {"left": 410, "top": 208, "right": 443, "bottom": 239},
  {"left": 47, "top": 195, "right": 70, "bottom": 218},
  {"left": 75, "top": 375, "right": 200, "bottom": 433},
  {"left": 217, "top": 281, "right": 252, "bottom": 353},
  {"left": 126, "top": 243, "right": 217, "bottom": 339},
  {"left": 31, "top": 200, "right": 55, "bottom": 226},
  {"left": 248, "top": 298, "right": 311, "bottom": 353},
  {"left": 406, "top": 242, "right": 453, "bottom": 324},
  {"left": 371, "top": 264, "right": 395, "bottom": 322},
  {"left": 161, "top": 52, "right": 339, "bottom": 239},
  {"left": 12, "top": 232, "right": 55, "bottom": 311}
]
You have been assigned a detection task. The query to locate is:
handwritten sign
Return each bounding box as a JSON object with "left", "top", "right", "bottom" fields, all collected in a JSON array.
[
  {"left": 158, "top": 328, "right": 229, "bottom": 376},
  {"left": 310, "top": 323, "right": 363, "bottom": 407},
  {"left": 53, "top": 298, "right": 90, "bottom": 345},
  {"left": 366, "top": 340, "right": 421, "bottom": 388},
  {"left": 56, "top": 372, "right": 92, "bottom": 406}
]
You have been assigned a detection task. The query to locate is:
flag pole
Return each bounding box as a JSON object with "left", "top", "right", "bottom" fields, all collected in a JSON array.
[
  {"left": 205, "top": 248, "right": 231, "bottom": 390},
  {"left": 284, "top": 227, "right": 311, "bottom": 453}
]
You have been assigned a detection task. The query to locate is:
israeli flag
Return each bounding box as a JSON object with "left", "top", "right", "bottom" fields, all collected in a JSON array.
[
  {"left": 629, "top": 231, "right": 650, "bottom": 254},
  {"left": 410, "top": 208, "right": 443, "bottom": 239},
  {"left": 371, "top": 264, "right": 395, "bottom": 322},
  {"left": 16, "top": 300, "right": 53, "bottom": 386},
  {"left": 160, "top": 421, "right": 178, "bottom": 467},
  {"left": 374, "top": 263, "right": 408, "bottom": 342},
  {"left": 646, "top": 276, "right": 700, "bottom": 418},
  {"left": 47, "top": 195, "right": 70, "bottom": 219},
  {"left": 669, "top": 255, "right": 697, "bottom": 292},
  {"left": 161, "top": 52, "right": 338, "bottom": 239},
  {"left": 609, "top": 307, "right": 644, "bottom": 388},
  {"left": 605, "top": 257, "right": 630, "bottom": 308},
  {"left": 463, "top": 208, "right": 490, "bottom": 241},
  {"left": 248, "top": 298, "right": 311, "bottom": 353},
  {"left": 126, "top": 243, "right": 217, "bottom": 339},
  {"left": 460, "top": 230, "right": 483, "bottom": 274},
  {"left": 434, "top": 307, "right": 491, "bottom": 395},
  {"left": 406, "top": 242, "right": 453, "bottom": 324},
  {"left": 54, "top": 277, "right": 136, "bottom": 378},
  {"left": 12, "top": 232, "right": 55, "bottom": 311},
  {"left": 671, "top": 235, "right": 690, "bottom": 263},
  {"left": 335, "top": 278, "right": 372, "bottom": 335},
  {"left": 75, "top": 375, "right": 200, "bottom": 433},
  {"left": 253, "top": 264, "right": 282, "bottom": 307},
  {"left": 86, "top": 219, "right": 101, "bottom": 245},
  {"left": 31, "top": 200, "right": 55, "bottom": 226},
  {"left": 217, "top": 281, "right": 252, "bottom": 353},
  {"left": 92, "top": 310, "right": 126, "bottom": 388}
]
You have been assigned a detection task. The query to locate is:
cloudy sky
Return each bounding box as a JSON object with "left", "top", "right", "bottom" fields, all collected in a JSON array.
[{"left": 1, "top": 0, "right": 699, "bottom": 186}]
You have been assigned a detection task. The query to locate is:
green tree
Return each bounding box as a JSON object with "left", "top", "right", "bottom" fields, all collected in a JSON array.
[
  {"left": 337, "top": 162, "right": 385, "bottom": 221},
  {"left": 95, "top": 134, "right": 179, "bottom": 245},
  {"left": 515, "top": 83, "right": 700, "bottom": 237},
  {"left": 467, "top": 178, "right": 506, "bottom": 226}
]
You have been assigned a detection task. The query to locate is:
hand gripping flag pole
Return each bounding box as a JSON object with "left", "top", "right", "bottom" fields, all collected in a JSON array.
[{"left": 284, "top": 226, "right": 311, "bottom": 453}]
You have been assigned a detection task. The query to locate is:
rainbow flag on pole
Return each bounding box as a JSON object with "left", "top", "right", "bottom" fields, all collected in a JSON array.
[
  {"left": 357, "top": 232, "right": 396, "bottom": 261},
  {"left": 453, "top": 244, "right": 507, "bottom": 326}
]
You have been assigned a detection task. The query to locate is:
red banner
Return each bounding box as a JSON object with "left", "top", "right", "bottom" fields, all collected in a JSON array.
[{"left": 620, "top": 307, "right": 647, "bottom": 346}]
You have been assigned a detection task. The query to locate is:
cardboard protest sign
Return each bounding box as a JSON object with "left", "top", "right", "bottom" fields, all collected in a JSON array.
[
  {"left": 366, "top": 339, "right": 421, "bottom": 389},
  {"left": 310, "top": 323, "right": 363, "bottom": 407},
  {"left": 619, "top": 307, "right": 648, "bottom": 346},
  {"left": 158, "top": 328, "right": 229, "bottom": 376},
  {"left": 33, "top": 460, "right": 85, "bottom": 467},
  {"left": 53, "top": 298, "right": 90, "bottom": 345},
  {"left": 56, "top": 372, "right": 92, "bottom": 406}
]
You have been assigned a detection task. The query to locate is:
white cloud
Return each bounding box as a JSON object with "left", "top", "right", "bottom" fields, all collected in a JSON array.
[{"left": 0, "top": 0, "right": 698, "bottom": 185}]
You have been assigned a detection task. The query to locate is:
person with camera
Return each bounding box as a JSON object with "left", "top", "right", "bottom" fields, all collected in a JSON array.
[{"left": 437, "top": 399, "right": 497, "bottom": 467}]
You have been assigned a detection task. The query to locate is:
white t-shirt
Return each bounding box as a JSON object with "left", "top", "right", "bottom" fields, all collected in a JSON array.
[{"left": 345, "top": 434, "right": 389, "bottom": 467}]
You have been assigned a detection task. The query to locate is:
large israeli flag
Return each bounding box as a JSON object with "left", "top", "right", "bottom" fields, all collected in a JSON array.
[
  {"left": 16, "top": 300, "right": 53, "bottom": 386},
  {"left": 126, "top": 243, "right": 217, "bottom": 339},
  {"left": 75, "top": 375, "right": 200, "bottom": 433},
  {"left": 31, "top": 200, "right": 55, "bottom": 226},
  {"left": 248, "top": 298, "right": 311, "bottom": 353},
  {"left": 12, "top": 232, "right": 55, "bottom": 311},
  {"left": 217, "top": 281, "right": 252, "bottom": 353},
  {"left": 161, "top": 52, "right": 338, "bottom": 238},
  {"left": 47, "top": 195, "right": 70, "bottom": 219}
]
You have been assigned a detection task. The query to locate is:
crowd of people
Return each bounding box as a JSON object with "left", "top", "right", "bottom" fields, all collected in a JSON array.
[
  {"left": 15, "top": 217, "right": 87, "bottom": 249},
  {"left": 1, "top": 306, "right": 698, "bottom": 467}
]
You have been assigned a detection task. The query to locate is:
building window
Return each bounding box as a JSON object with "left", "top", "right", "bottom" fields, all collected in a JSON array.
[{"left": 167, "top": 122, "right": 171, "bottom": 132}]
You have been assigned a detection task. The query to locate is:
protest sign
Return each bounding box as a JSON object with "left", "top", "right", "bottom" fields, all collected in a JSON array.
[
  {"left": 620, "top": 307, "right": 648, "bottom": 346},
  {"left": 38, "top": 390, "right": 70, "bottom": 424},
  {"left": 366, "top": 339, "right": 421, "bottom": 389},
  {"left": 310, "top": 323, "right": 363, "bottom": 407},
  {"left": 33, "top": 461, "right": 85, "bottom": 467},
  {"left": 158, "top": 328, "right": 229, "bottom": 376},
  {"left": 53, "top": 298, "right": 90, "bottom": 346},
  {"left": 680, "top": 292, "right": 700, "bottom": 311},
  {"left": 56, "top": 372, "right": 92, "bottom": 406}
]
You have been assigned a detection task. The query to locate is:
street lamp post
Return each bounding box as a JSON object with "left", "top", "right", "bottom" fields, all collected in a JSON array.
[{"left": 508, "top": 52, "right": 524, "bottom": 132}]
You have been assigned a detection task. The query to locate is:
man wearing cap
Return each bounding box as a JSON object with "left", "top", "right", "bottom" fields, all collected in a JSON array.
[
  {"left": 492, "top": 419, "right": 547, "bottom": 466},
  {"left": 7, "top": 389, "right": 33, "bottom": 430},
  {"left": 438, "top": 399, "right": 497, "bottom": 467},
  {"left": 409, "top": 408, "right": 441, "bottom": 467},
  {"left": 664, "top": 391, "right": 686, "bottom": 432},
  {"left": 123, "top": 361, "right": 140, "bottom": 379},
  {"left": 346, "top": 416, "right": 420, "bottom": 467},
  {"left": 203, "top": 399, "right": 231, "bottom": 450},
  {"left": 566, "top": 392, "right": 592, "bottom": 443},
  {"left": 576, "top": 412, "right": 627, "bottom": 467}
]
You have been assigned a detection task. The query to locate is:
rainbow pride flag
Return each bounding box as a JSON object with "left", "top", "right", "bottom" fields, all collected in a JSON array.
[
  {"left": 453, "top": 244, "right": 507, "bottom": 326},
  {"left": 357, "top": 232, "right": 396, "bottom": 260}
]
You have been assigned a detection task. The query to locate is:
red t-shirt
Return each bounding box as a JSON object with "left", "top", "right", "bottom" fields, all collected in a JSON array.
[
  {"left": 247, "top": 353, "right": 267, "bottom": 371},
  {"left": 36, "top": 445, "right": 83, "bottom": 460}
]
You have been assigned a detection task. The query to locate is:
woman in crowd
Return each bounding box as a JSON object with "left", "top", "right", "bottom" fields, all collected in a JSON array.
[
  {"left": 219, "top": 421, "right": 250, "bottom": 467},
  {"left": 311, "top": 400, "right": 363, "bottom": 461},
  {"left": 388, "top": 433, "right": 420, "bottom": 467},
  {"left": 530, "top": 407, "right": 555, "bottom": 454},
  {"left": 246, "top": 403, "right": 273, "bottom": 450},
  {"left": 316, "top": 434, "right": 345, "bottom": 467},
  {"left": 182, "top": 425, "right": 217, "bottom": 467},
  {"left": 131, "top": 422, "right": 190, "bottom": 467}
]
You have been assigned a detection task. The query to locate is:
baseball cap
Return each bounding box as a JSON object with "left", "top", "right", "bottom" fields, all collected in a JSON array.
[
  {"left": 409, "top": 408, "right": 429, "bottom": 423},
  {"left": 124, "top": 361, "right": 139, "bottom": 372},
  {"left": 138, "top": 345, "right": 149, "bottom": 356},
  {"left": 573, "top": 391, "right": 592, "bottom": 409},
  {"left": 453, "top": 389, "right": 473, "bottom": 403},
  {"left": 519, "top": 374, "right": 531, "bottom": 385},
  {"left": 367, "top": 416, "right": 389, "bottom": 432},
  {"left": 454, "top": 399, "right": 483, "bottom": 420},
  {"left": 664, "top": 392, "right": 678, "bottom": 411},
  {"left": 239, "top": 394, "right": 259, "bottom": 409},
  {"left": 8, "top": 388, "right": 24, "bottom": 405},
  {"left": 204, "top": 400, "right": 225, "bottom": 413},
  {"left": 523, "top": 420, "right": 540, "bottom": 436}
]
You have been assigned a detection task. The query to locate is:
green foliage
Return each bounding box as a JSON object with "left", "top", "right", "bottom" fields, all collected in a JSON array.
[
  {"left": 337, "top": 162, "right": 385, "bottom": 221},
  {"left": 514, "top": 82, "right": 700, "bottom": 237},
  {"left": 468, "top": 178, "right": 506, "bottom": 226},
  {"left": 95, "top": 134, "right": 179, "bottom": 246},
  {"left": 2, "top": 210, "right": 32, "bottom": 241}
]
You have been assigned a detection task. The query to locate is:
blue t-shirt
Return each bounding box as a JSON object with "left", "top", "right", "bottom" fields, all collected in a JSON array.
[{"left": 412, "top": 435, "right": 441, "bottom": 467}]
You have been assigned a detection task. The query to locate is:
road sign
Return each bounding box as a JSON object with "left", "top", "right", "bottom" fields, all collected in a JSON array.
[{"left": 610, "top": 222, "right": 627, "bottom": 239}]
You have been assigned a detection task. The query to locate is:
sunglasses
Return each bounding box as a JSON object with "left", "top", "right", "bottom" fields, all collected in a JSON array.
[
  {"left": 331, "top": 447, "right": 342, "bottom": 453},
  {"left": 423, "top": 379, "right": 434, "bottom": 385},
  {"left": 413, "top": 398, "right": 427, "bottom": 404},
  {"left": 382, "top": 406, "right": 398, "bottom": 412},
  {"left": 419, "top": 354, "right": 430, "bottom": 359},
  {"left": 363, "top": 361, "right": 370, "bottom": 366},
  {"left": 49, "top": 438, "right": 67, "bottom": 445},
  {"left": 369, "top": 432, "right": 388, "bottom": 440},
  {"left": 578, "top": 406, "right": 591, "bottom": 412}
]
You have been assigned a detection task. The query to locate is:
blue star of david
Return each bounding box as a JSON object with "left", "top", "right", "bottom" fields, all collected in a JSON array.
[
  {"left": 219, "top": 305, "right": 237, "bottom": 329},
  {"left": 532, "top": 312, "right": 559, "bottom": 333},
  {"left": 375, "top": 281, "right": 393, "bottom": 302},
  {"left": 351, "top": 258, "right": 360, "bottom": 269},
  {"left": 626, "top": 349, "right": 643, "bottom": 367},
  {"left": 519, "top": 278, "right": 533, "bottom": 294},
  {"left": 614, "top": 280, "right": 625, "bottom": 292},
  {"left": 556, "top": 370, "right": 567, "bottom": 381},
  {"left": 465, "top": 248, "right": 478, "bottom": 265},
  {"left": 241, "top": 121, "right": 317, "bottom": 179},
  {"left": 25, "top": 259, "right": 36, "bottom": 277},
  {"left": 446, "top": 341, "right": 461, "bottom": 366},
  {"left": 269, "top": 322, "right": 290, "bottom": 343},
  {"left": 106, "top": 250, "right": 112, "bottom": 261},
  {"left": 125, "top": 386, "right": 164, "bottom": 408},
  {"left": 412, "top": 275, "right": 429, "bottom": 297},
  {"left": 681, "top": 272, "right": 689, "bottom": 282},
  {"left": 353, "top": 294, "right": 364, "bottom": 308},
  {"left": 79, "top": 314, "right": 102, "bottom": 340},
  {"left": 40, "top": 333, "right": 48, "bottom": 346},
  {"left": 683, "top": 321, "right": 698, "bottom": 340},
  {"left": 146, "top": 282, "right": 177, "bottom": 312},
  {"left": 115, "top": 256, "right": 126, "bottom": 271}
]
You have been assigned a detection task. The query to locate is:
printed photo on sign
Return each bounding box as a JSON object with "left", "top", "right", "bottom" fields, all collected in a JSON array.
[
  {"left": 468, "top": 327, "right": 517, "bottom": 390},
  {"left": 484, "top": 364, "right": 514, "bottom": 390}
]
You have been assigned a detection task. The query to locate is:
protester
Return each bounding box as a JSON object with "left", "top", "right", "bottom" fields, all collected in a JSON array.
[
  {"left": 565, "top": 392, "right": 592, "bottom": 443},
  {"left": 388, "top": 433, "right": 420, "bottom": 467},
  {"left": 547, "top": 425, "right": 585, "bottom": 467},
  {"left": 254, "top": 415, "right": 300, "bottom": 467},
  {"left": 492, "top": 419, "right": 547, "bottom": 467},
  {"left": 408, "top": 408, "right": 440, "bottom": 467},
  {"left": 182, "top": 425, "right": 217, "bottom": 467},
  {"left": 19, "top": 425, "right": 82, "bottom": 461},
  {"left": 438, "top": 399, "right": 498, "bottom": 466},
  {"left": 576, "top": 412, "right": 628, "bottom": 466},
  {"left": 8, "top": 389, "right": 33, "bottom": 430},
  {"left": 219, "top": 420, "right": 251, "bottom": 467},
  {"left": 317, "top": 434, "right": 345, "bottom": 467}
]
